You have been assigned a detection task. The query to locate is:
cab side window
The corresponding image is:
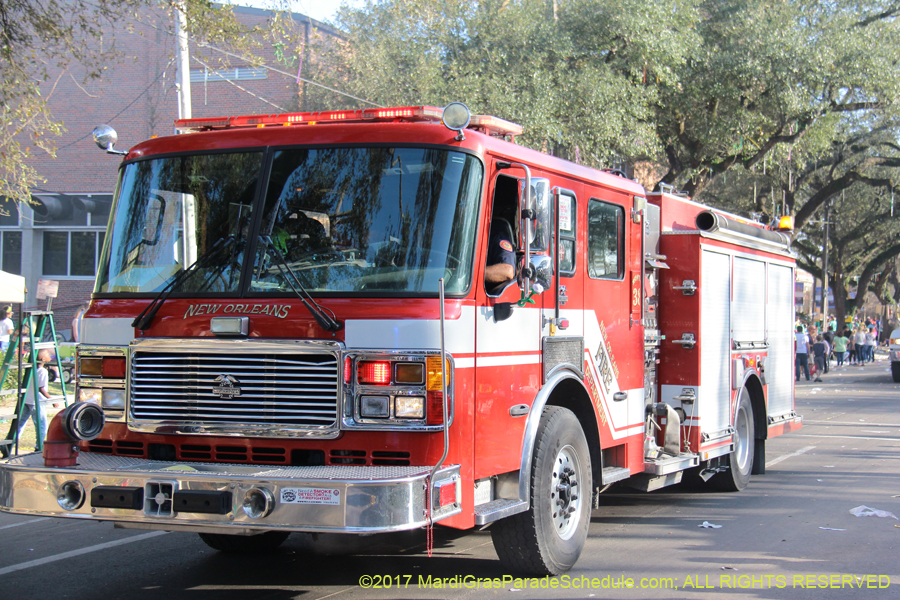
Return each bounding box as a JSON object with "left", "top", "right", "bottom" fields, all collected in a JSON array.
[
  {"left": 558, "top": 192, "right": 576, "bottom": 276},
  {"left": 587, "top": 199, "right": 624, "bottom": 280}
]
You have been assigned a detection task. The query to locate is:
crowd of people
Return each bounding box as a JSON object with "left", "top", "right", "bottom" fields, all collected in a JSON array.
[{"left": 794, "top": 317, "right": 884, "bottom": 383}]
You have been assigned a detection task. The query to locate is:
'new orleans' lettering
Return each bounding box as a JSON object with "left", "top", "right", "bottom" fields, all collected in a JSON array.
[{"left": 183, "top": 304, "right": 291, "bottom": 319}]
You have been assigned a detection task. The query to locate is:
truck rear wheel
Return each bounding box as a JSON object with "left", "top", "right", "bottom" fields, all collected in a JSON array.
[
  {"left": 198, "top": 531, "right": 290, "bottom": 553},
  {"left": 712, "top": 388, "right": 754, "bottom": 492},
  {"left": 892, "top": 362, "right": 900, "bottom": 383},
  {"left": 491, "top": 406, "right": 591, "bottom": 576}
]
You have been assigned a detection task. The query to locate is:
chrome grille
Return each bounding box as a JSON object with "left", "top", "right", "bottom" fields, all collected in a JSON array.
[{"left": 130, "top": 351, "right": 339, "bottom": 428}]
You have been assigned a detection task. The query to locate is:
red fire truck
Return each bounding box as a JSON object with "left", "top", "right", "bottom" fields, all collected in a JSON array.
[{"left": 0, "top": 103, "right": 801, "bottom": 575}]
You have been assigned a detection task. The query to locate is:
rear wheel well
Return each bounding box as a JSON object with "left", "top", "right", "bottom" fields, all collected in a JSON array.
[
  {"left": 545, "top": 377, "right": 602, "bottom": 492},
  {"left": 743, "top": 374, "right": 767, "bottom": 441},
  {"left": 743, "top": 373, "right": 767, "bottom": 475}
]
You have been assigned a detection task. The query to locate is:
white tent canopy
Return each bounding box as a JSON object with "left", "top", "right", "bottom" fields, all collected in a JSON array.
[{"left": 0, "top": 270, "right": 25, "bottom": 304}]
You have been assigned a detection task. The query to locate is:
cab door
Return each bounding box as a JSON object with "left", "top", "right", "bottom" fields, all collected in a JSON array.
[
  {"left": 581, "top": 192, "right": 645, "bottom": 445},
  {"left": 473, "top": 167, "right": 541, "bottom": 479}
]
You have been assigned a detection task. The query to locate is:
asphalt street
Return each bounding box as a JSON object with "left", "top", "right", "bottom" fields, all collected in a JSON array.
[{"left": 1, "top": 357, "right": 898, "bottom": 599}]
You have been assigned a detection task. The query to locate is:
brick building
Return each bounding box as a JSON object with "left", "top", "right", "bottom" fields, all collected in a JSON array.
[{"left": 3, "top": 5, "right": 341, "bottom": 337}]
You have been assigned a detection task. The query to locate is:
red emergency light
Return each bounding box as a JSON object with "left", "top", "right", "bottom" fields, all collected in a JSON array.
[
  {"left": 174, "top": 106, "right": 523, "bottom": 138},
  {"left": 358, "top": 361, "right": 391, "bottom": 385}
]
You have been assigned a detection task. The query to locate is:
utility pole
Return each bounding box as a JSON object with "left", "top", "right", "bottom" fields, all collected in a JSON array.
[
  {"left": 821, "top": 199, "right": 830, "bottom": 331},
  {"left": 175, "top": 0, "right": 192, "bottom": 123}
]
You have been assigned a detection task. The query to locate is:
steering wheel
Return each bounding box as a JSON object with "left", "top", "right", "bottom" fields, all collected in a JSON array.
[{"left": 421, "top": 248, "right": 461, "bottom": 268}]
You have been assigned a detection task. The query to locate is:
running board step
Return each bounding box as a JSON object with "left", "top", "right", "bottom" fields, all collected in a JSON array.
[
  {"left": 625, "top": 472, "right": 683, "bottom": 492},
  {"left": 474, "top": 498, "right": 528, "bottom": 525},
  {"left": 601, "top": 466, "right": 631, "bottom": 484},
  {"left": 644, "top": 453, "right": 699, "bottom": 475}
]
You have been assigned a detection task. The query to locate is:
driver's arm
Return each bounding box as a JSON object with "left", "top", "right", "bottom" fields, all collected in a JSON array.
[
  {"left": 485, "top": 263, "right": 514, "bottom": 284},
  {"left": 485, "top": 231, "right": 516, "bottom": 285}
]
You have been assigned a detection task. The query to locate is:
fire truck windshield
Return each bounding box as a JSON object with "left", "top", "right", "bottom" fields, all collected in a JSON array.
[
  {"left": 97, "top": 151, "right": 263, "bottom": 294},
  {"left": 249, "top": 147, "right": 482, "bottom": 295},
  {"left": 96, "top": 147, "right": 482, "bottom": 296}
]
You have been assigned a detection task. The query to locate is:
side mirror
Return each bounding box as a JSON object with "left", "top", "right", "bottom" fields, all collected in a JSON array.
[
  {"left": 529, "top": 254, "right": 553, "bottom": 293},
  {"left": 526, "top": 178, "right": 552, "bottom": 252},
  {"left": 493, "top": 302, "right": 514, "bottom": 322},
  {"left": 92, "top": 124, "right": 127, "bottom": 155}
]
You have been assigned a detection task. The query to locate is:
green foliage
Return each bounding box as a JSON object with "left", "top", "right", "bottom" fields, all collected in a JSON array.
[
  {"left": 0, "top": 0, "right": 146, "bottom": 204},
  {"left": 328, "top": 0, "right": 700, "bottom": 168},
  {"left": 658, "top": 0, "right": 900, "bottom": 196}
]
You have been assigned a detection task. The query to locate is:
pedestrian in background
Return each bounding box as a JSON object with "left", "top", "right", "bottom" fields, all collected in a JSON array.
[
  {"left": 833, "top": 329, "right": 849, "bottom": 367},
  {"left": 823, "top": 328, "right": 834, "bottom": 373},
  {"left": 812, "top": 335, "right": 828, "bottom": 382},
  {"left": 854, "top": 328, "right": 867, "bottom": 365},
  {"left": 795, "top": 325, "right": 811, "bottom": 381},
  {"left": 17, "top": 349, "right": 52, "bottom": 446},
  {"left": 864, "top": 327, "right": 876, "bottom": 363},
  {"left": 0, "top": 307, "right": 14, "bottom": 352}
]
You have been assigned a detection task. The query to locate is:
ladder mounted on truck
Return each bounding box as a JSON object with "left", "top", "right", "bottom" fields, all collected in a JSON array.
[{"left": 0, "top": 311, "right": 70, "bottom": 457}]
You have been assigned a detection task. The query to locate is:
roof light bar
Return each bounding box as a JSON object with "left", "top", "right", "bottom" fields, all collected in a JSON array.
[{"left": 174, "top": 105, "right": 522, "bottom": 138}]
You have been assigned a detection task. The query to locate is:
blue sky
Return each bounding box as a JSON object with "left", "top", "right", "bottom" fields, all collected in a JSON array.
[{"left": 226, "top": 0, "right": 366, "bottom": 24}]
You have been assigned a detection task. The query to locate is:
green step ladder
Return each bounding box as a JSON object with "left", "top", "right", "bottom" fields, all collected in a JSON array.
[{"left": 0, "top": 311, "right": 70, "bottom": 457}]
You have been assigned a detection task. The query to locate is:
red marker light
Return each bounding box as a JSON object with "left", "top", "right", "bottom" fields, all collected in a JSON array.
[
  {"left": 101, "top": 357, "right": 127, "bottom": 379},
  {"left": 426, "top": 391, "right": 444, "bottom": 425},
  {"left": 358, "top": 361, "right": 391, "bottom": 385},
  {"left": 344, "top": 356, "right": 352, "bottom": 384}
]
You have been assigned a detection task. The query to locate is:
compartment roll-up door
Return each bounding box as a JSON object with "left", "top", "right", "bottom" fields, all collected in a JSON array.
[
  {"left": 733, "top": 257, "right": 766, "bottom": 342},
  {"left": 700, "top": 250, "right": 731, "bottom": 434},
  {"left": 767, "top": 263, "right": 795, "bottom": 417}
]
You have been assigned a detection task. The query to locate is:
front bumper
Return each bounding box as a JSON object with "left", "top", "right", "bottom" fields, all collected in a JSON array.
[{"left": 0, "top": 453, "right": 461, "bottom": 534}]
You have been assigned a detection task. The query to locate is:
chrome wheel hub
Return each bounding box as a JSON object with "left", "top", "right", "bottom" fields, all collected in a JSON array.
[{"left": 550, "top": 445, "right": 582, "bottom": 540}]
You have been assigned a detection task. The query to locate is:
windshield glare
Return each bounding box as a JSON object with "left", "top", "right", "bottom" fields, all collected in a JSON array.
[
  {"left": 96, "top": 147, "right": 482, "bottom": 296},
  {"left": 252, "top": 147, "right": 482, "bottom": 294}
]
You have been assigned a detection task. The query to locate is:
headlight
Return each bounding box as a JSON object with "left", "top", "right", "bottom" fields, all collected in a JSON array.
[
  {"left": 101, "top": 389, "right": 126, "bottom": 410},
  {"left": 360, "top": 395, "right": 390, "bottom": 418},
  {"left": 78, "top": 388, "right": 102, "bottom": 405},
  {"left": 346, "top": 352, "right": 453, "bottom": 428},
  {"left": 395, "top": 396, "right": 425, "bottom": 419}
]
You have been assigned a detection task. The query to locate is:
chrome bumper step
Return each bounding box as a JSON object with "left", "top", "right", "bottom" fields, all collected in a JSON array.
[{"left": 0, "top": 452, "right": 460, "bottom": 533}]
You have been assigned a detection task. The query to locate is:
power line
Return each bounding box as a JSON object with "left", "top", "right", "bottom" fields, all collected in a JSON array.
[
  {"left": 129, "top": 6, "right": 382, "bottom": 108},
  {"left": 29, "top": 58, "right": 175, "bottom": 157},
  {"left": 192, "top": 56, "right": 287, "bottom": 112},
  {"left": 195, "top": 41, "right": 383, "bottom": 108}
]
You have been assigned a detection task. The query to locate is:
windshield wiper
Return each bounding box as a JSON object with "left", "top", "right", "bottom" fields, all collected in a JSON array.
[
  {"left": 132, "top": 236, "right": 236, "bottom": 331},
  {"left": 259, "top": 235, "right": 343, "bottom": 332}
]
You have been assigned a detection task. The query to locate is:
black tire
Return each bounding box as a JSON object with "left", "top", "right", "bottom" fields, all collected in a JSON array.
[
  {"left": 892, "top": 362, "right": 900, "bottom": 383},
  {"left": 198, "top": 531, "right": 290, "bottom": 553},
  {"left": 712, "top": 388, "right": 755, "bottom": 492},
  {"left": 491, "top": 406, "right": 592, "bottom": 576},
  {"left": 62, "top": 368, "right": 73, "bottom": 384}
]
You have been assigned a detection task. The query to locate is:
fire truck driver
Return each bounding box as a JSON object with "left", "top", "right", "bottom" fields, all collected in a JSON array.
[
  {"left": 271, "top": 210, "right": 328, "bottom": 258},
  {"left": 484, "top": 221, "right": 516, "bottom": 287}
]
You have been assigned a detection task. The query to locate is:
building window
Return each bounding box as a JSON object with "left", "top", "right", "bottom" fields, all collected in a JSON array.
[
  {"left": 190, "top": 66, "right": 267, "bottom": 82},
  {"left": 42, "top": 231, "right": 105, "bottom": 276},
  {"left": 1, "top": 231, "right": 21, "bottom": 275},
  {"left": 587, "top": 199, "right": 624, "bottom": 280}
]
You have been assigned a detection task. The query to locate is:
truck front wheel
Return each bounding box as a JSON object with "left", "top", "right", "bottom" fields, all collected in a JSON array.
[
  {"left": 491, "top": 406, "right": 591, "bottom": 576},
  {"left": 712, "top": 388, "right": 754, "bottom": 492},
  {"left": 198, "top": 531, "right": 290, "bottom": 553}
]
